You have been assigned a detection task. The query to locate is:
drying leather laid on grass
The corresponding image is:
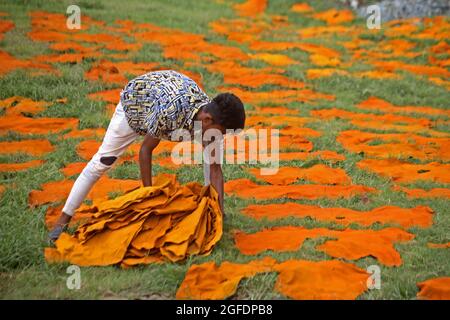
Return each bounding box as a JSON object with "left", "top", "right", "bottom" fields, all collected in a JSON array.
[
  {"left": 45, "top": 174, "right": 222, "bottom": 267},
  {"left": 0, "top": 96, "right": 51, "bottom": 116},
  {"left": 0, "top": 160, "right": 44, "bottom": 173},
  {"left": 273, "top": 259, "right": 368, "bottom": 300},
  {"left": 233, "top": 0, "right": 267, "bottom": 17},
  {"left": 242, "top": 203, "right": 434, "bottom": 228},
  {"left": 357, "top": 96, "right": 450, "bottom": 117},
  {"left": 311, "top": 108, "right": 447, "bottom": 137},
  {"left": 0, "top": 139, "right": 54, "bottom": 156},
  {"left": 176, "top": 257, "right": 276, "bottom": 300},
  {"left": 249, "top": 164, "right": 351, "bottom": 185},
  {"left": 357, "top": 159, "right": 450, "bottom": 184},
  {"left": 176, "top": 257, "right": 369, "bottom": 300},
  {"left": 337, "top": 130, "right": 450, "bottom": 161},
  {"left": 225, "top": 178, "right": 375, "bottom": 200},
  {"left": 417, "top": 277, "right": 450, "bottom": 300},
  {"left": 0, "top": 115, "right": 78, "bottom": 135},
  {"left": 29, "top": 176, "right": 141, "bottom": 207},
  {"left": 393, "top": 185, "right": 450, "bottom": 199},
  {"left": 427, "top": 242, "right": 450, "bottom": 249},
  {"left": 235, "top": 226, "right": 414, "bottom": 266}
]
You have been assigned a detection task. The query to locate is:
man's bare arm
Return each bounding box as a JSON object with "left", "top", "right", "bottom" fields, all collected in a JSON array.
[
  {"left": 139, "top": 134, "right": 160, "bottom": 187},
  {"left": 210, "top": 163, "right": 224, "bottom": 213}
]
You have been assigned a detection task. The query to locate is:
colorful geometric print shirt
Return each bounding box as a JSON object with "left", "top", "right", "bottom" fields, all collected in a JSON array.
[{"left": 120, "top": 70, "right": 211, "bottom": 140}]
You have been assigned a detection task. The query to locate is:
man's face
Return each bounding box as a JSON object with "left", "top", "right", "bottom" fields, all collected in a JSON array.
[{"left": 201, "top": 116, "right": 226, "bottom": 135}]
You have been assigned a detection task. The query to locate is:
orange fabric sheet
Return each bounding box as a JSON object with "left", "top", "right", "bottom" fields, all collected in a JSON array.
[
  {"left": 225, "top": 178, "right": 375, "bottom": 200},
  {"left": 242, "top": 203, "right": 434, "bottom": 228},
  {"left": 235, "top": 226, "right": 414, "bottom": 266},
  {"left": 45, "top": 174, "right": 222, "bottom": 267}
]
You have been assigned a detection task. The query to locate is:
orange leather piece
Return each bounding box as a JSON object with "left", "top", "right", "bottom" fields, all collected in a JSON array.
[
  {"left": 273, "top": 259, "right": 368, "bottom": 300},
  {"left": 427, "top": 242, "right": 450, "bottom": 249},
  {"left": 235, "top": 226, "right": 414, "bottom": 266},
  {"left": 176, "top": 257, "right": 369, "bottom": 300},
  {"left": 417, "top": 277, "right": 450, "bottom": 300},
  {"left": 0, "top": 115, "right": 78, "bottom": 135},
  {"left": 337, "top": 130, "right": 450, "bottom": 161},
  {"left": 249, "top": 165, "right": 351, "bottom": 185},
  {"left": 357, "top": 96, "right": 450, "bottom": 117},
  {"left": 0, "top": 160, "right": 44, "bottom": 172},
  {"left": 0, "top": 50, "right": 53, "bottom": 76},
  {"left": 85, "top": 60, "right": 159, "bottom": 85},
  {"left": 225, "top": 178, "right": 375, "bottom": 200},
  {"left": 312, "top": 9, "right": 354, "bottom": 25},
  {"left": 234, "top": 0, "right": 267, "bottom": 17},
  {"left": 0, "top": 96, "right": 51, "bottom": 116},
  {"left": 63, "top": 128, "right": 106, "bottom": 139},
  {"left": 393, "top": 185, "right": 450, "bottom": 199},
  {"left": 291, "top": 3, "right": 313, "bottom": 13},
  {"left": 0, "top": 139, "right": 54, "bottom": 156},
  {"left": 357, "top": 159, "right": 450, "bottom": 184},
  {"left": 242, "top": 203, "right": 434, "bottom": 228},
  {"left": 312, "top": 108, "right": 447, "bottom": 137},
  {"left": 0, "top": 19, "right": 14, "bottom": 40},
  {"left": 218, "top": 86, "right": 335, "bottom": 105},
  {"left": 176, "top": 257, "right": 277, "bottom": 299},
  {"left": 60, "top": 162, "right": 86, "bottom": 177},
  {"left": 28, "top": 176, "right": 141, "bottom": 207}
]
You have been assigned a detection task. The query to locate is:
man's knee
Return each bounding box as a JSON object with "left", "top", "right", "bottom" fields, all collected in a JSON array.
[
  {"left": 82, "top": 156, "right": 116, "bottom": 180},
  {"left": 100, "top": 156, "right": 117, "bottom": 166}
]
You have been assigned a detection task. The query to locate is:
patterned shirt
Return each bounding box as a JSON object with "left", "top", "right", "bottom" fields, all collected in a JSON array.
[{"left": 120, "top": 70, "right": 211, "bottom": 140}]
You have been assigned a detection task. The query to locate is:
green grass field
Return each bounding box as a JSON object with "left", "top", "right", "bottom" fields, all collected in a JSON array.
[{"left": 0, "top": 0, "right": 449, "bottom": 299}]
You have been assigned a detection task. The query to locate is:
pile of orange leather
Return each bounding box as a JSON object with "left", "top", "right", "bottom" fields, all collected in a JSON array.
[{"left": 45, "top": 174, "right": 223, "bottom": 268}]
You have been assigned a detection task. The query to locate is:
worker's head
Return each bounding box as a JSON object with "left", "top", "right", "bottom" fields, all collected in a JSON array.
[{"left": 197, "top": 93, "right": 245, "bottom": 135}]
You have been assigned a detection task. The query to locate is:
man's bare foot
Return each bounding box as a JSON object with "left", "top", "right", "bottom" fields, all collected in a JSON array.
[{"left": 48, "top": 212, "right": 72, "bottom": 242}]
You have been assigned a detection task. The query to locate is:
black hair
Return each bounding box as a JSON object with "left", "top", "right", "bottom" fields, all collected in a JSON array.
[{"left": 204, "top": 93, "right": 245, "bottom": 130}]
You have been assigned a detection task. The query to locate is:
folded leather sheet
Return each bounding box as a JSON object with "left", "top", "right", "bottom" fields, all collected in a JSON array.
[{"left": 45, "top": 174, "right": 223, "bottom": 267}]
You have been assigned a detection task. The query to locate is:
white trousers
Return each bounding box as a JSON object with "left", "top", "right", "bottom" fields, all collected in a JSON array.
[
  {"left": 62, "top": 103, "right": 216, "bottom": 216},
  {"left": 62, "top": 103, "right": 139, "bottom": 216}
]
